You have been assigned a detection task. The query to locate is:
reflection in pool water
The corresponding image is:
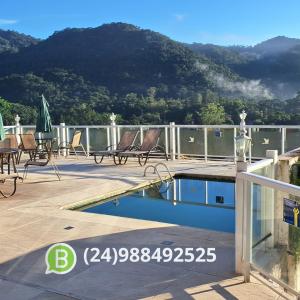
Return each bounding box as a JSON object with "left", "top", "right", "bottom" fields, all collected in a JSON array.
[{"left": 82, "top": 177, "right": 236, "bottom": 233}]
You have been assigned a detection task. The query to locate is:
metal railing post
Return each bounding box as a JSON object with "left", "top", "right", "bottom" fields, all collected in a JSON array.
[
  {"left": 281, "top": 127, "right": 286, "bottom": 154},
  {"left": 234, "top": 127, "right": 237, "bottom": 163},
  {"left": 56, "top": 126, "right": 60, "bottom": 153},
  {"left": 242, "top": 178, "right": 252, "bottom": 283},
  {"left": 169, "top": 122, "right": 176, "bottom": 160},
  {"left": 248, "top": 128, "right": 252, "bottom": 162},
  {"left": 110, "top": 123, "right": 117, "bottom": 150},
  {"left": 85, "top": 127, "right": 90, "bottom": 156},
  {"left": 176, "top": 126, "right": 181, "bottom": 159},
  {"left": 60, "top": 123, "right": 66, "bottom": 156},
  {"left": 235, "top": 161, "right": 249, "bottom": 275},
  {"left": 204, "top": 127, "right": 208, "bottom": 162},
  {"left": 106, "top": 127, "right": 110, "bottom": 148},
  {"left": 15, "top": 115, "right": 21, "bottom": 144},
  {"left": 117, "top": 126, "right": 121, "bottom": 143},
  {"left": 164, "top": 126, "right": 169, "bottom": 156},
  {"left": 140, "top": 126, "right": 143, "bottom": 145}
]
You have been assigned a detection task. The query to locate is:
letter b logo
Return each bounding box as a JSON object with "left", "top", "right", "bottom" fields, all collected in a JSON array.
[{"left": 45, "top": 243, "right": 77, "bottom": 274}]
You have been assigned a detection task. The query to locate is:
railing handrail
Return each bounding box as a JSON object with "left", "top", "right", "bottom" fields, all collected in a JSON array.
[
  {"left": 237, "top": 171, "right": 300, "bottom": 197},
  {"left": 247, "top": 158, "right": 274, "bottom": 172},
  {"left": 13, "top": 124, "right": 300, "bottom": 127},
  {"left": 6, "top": 124, "right": 300, "bottom": 129},
  {"left": 4, "top": 123, "right": 300, "bottom": 161}
]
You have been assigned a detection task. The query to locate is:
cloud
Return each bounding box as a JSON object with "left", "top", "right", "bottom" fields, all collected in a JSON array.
[
  {"left": 194, "top": 61, "right": 273, "bottom": 99},
  {"left": 0, "top": 19, "right": 18, "bottom": 25},
  {"left": 174, "top": 14, "right": 186, "bottom": 22}
]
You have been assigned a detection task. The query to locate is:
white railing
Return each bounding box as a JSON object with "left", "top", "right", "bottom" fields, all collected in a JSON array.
[
  {"left": 4, "top": 123, "right": 300, "bottom": 160},
  {"left": 236, "top": 152, "right": 300, "bottom": 298}
]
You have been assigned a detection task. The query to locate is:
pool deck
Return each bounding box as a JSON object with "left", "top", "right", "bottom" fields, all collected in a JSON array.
[{"left": 0, "top": 157, "right": 287, "bottom": 299}]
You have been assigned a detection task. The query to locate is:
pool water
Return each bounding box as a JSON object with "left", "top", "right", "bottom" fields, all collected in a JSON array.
[{"left": 82, "top": 177, "right": 236, "bottom": 233}]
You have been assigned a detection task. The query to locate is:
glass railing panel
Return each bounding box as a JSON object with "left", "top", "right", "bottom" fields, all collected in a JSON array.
[
  {"left": 250, "top": 182, "right": 300, "bottom": 293},
  {"left": 118, "top": 127, "right": 140, "bottom": 146},
  {"left": 179, "top": 128, "right": 204, "bottom": 156},
  {"left": 207, "top": 128, "right": 234, "bottom": 157},
  {"left": 89, "top": 128, "right": 108, "bottom": 152},
  {"left": 250, "top": 128, "right": 281, "bottom": 157},
  {"left": 4, "top": 127, "right": 15, "bottom": 134},
  {"left": 286, "top": 128, "right": 300, "bottom": 153},
  {"left": 21, "top": 126, "right": 36, "bottom": 134},
  {"left": 251, "top": 164, "right": 274, "bottom": 178},
  {"left": 67, "top": 127, "right": 87, "bottom": 150}
]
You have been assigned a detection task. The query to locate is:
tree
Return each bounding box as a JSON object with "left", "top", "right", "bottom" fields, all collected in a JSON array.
[
  {"left": 0, "top": 97, "right": 36, "bottom": 125},
  {"left": 200, "top": 103, "right": 226, "bottom": 125}
]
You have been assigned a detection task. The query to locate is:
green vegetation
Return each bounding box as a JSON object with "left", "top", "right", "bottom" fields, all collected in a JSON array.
[
  {"left": 200, "top": 103, "right": 226, "bottom": 125},
  {"left": 0, "top": 23, "right": 300, "bottom": 125},
  {"left": 0, "top": 29, "right": 39, "bottom": 53},
  {"left": 0, "top": 97, "right": 36, "bottom": 125}
]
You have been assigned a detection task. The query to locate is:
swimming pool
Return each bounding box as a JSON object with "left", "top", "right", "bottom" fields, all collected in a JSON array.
[{"left": 82, "top": 176, "right": 236, "bottom": 233}]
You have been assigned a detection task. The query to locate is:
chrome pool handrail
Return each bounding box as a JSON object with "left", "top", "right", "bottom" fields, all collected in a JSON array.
[{"left": 144, "top": 162, "right": 172, "bottom": 183}]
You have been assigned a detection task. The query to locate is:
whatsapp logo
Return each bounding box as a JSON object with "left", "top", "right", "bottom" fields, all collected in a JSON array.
[{"left": 45, "top": 243, "right": 77, "bottom": 274}]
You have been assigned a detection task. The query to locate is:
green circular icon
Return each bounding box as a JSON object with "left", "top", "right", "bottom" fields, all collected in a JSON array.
[{"left": 45, "top": 243, "right": 77, "bottom": 274}]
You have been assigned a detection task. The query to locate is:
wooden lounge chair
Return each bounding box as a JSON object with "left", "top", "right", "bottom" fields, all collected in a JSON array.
[
  {"left": 19, "top": 133, "right": 38, "bottom": 163},
  {"left": 118, "top": 128, "right": 168, "bottom": 166},
  {"left": 93, "top": 130, "right": 138, "bottom": 165},
  {"left": 57, "top": 130, "right": 87, "bottom": 158}
]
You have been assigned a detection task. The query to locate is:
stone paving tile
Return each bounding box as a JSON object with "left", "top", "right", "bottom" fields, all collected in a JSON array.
[
  {"left": 0, "top": 279, "right": 42, "bottom": 300},
  {"left": 0, "top": 157, "right": 289, "bottom": 299}
]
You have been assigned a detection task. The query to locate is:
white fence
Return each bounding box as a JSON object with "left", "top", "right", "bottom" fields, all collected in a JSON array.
[
  {"left": 4, "top": 123, "right": 300, "bottom": 160},
  {"left": 236, "top": 152, "right": 300, "bottom": 298}
]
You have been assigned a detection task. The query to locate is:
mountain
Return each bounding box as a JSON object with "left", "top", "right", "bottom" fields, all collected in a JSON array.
[
  {"left": 187, "top": 36, "right": 300, "bottom": 99},
  {"left": 252, "top": 36, "right": 300, "bottom": 56},
  {"left": 187, "top": 43, "right": 252, "bottom": 65},
  {"left": 0, "top": 30, "right": 39, "bottom": 53},
  {"left": 0, "top": 23, "right": 240, "bottom": 98},
  {"left": 1, "top": 23, "right": 300, "bottom": 125}
]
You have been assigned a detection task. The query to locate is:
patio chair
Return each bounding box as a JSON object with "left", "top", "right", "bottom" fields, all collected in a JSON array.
[
  {"left": 19, "top": 133, "right": 38, "bottom": 163},
  {"left": 2, "top": 134, "right": 19, "bottom": 148},
  {"left": 5, "top": 134, "right": 21, "bottom": 163},
  {"left": 93, "top": 130, "right": 139, "bottom": 165},
  {"left": 0, "top": 173, "right": 20, "bottom": 198},
  {"left": 23, "top": 140, "right": 61, "bottom": 180},
  {"left": 57, "top": 130, "right": 87, "bottom": 158},
  {"left": 118, "top": 128, "right": 168, "bottom": 166}
]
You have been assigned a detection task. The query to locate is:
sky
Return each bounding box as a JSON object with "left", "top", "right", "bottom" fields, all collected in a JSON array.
[{"left": 1, "top": 0, "right": 300, "bottom": 46}]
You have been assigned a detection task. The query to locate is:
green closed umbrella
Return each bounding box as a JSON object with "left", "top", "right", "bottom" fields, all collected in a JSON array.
[
  {"left": 0, "top": 113, "right": 5, "bottom": 141},
  {"left": 36, "top": 95, "right": 52, "bottom": 133}
]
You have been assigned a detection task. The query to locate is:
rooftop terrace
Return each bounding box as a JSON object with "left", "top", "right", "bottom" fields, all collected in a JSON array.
[
  {"left": 0, "top": 156, "right": 290, "bottom": 300},
  {"left": 1, "top": 117, "right": 300, "bottom": 299}
]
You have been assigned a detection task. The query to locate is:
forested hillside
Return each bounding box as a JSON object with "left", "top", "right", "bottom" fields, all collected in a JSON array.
[
  {"left": 0, "top": 29, "right": 39, "bottom": 54},
  {"left": 0, "top": 23, "right": 300, "bottom": 125}
]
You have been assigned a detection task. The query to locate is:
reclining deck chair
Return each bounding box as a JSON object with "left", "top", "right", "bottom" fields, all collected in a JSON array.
[
  {"left": 19, "top": 133, "right": 38, "bottom": 163},
  {"left": 118, "top": 128, "right": 168, "bottom": 166},
  {"left": 57, "top": 130, "right": 87, "bottom": 158},
  {"left": 93, "top": 130, "right": 138, "bottom": 165}
]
